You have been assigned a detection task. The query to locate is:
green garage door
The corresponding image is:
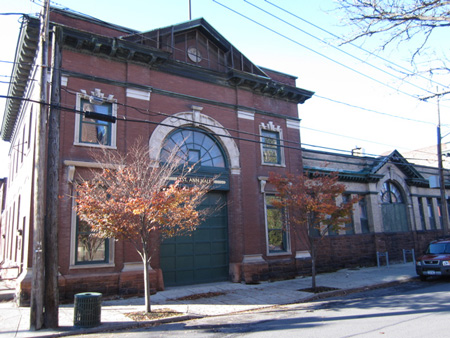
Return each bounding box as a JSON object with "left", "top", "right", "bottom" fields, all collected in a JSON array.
[{"left": 160, "top": 192, "right": 228, "bottom": 286}]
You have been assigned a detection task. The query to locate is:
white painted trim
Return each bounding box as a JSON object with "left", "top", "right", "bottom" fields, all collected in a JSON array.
[
  {"left": 295, "top": 251, "right": 311, "bottom": 259},
  {"left": 74, "top": 91, "right": 117, "bottom": 148},
  {"left": 260, "top": 122, "right": 286, "bottom": 167},
  {"left": 63, "top": 160, "right": 120, "bottom": 169},
  {"left": 121, "top": 262, "right": 154, "bottom": 271},
  {"left": 126, "top": 88, "right": 151, "bottom": 101},
  {"left": 237, "top": 110, "right": 255, "bottom": 120},
  {"left": 264, "top": 193, "right": 291, "bottom": 256},
  {"left": 242, "top": 254, "right": 265, "bottom": 264},
  {"left": 286, "top": 120, "right": 300, "bottom": 130},
  {"left": 61, "top": 76, "right": 68, "bottom": 87},
  {"left": 70, "top": 188, "right": 115, "bottom": 267}
]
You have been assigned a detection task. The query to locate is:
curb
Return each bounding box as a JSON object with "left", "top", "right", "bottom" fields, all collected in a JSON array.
[
  {"left": 18, "top": 276, "right": 420, "bottom": 337},
  {"left": 298, "top": 276, "right": 418, "bottom": 304},
  {"left": 29, "top": 314, "right": 203, "bottom": 338}
]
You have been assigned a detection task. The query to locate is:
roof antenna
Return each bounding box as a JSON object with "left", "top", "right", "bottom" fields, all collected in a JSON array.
[{"left": 189, "top": 0, "right": 192, "bottom": 20}]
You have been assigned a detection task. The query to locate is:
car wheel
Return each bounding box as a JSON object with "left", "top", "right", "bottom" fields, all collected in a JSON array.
[{"left": 419, "top": 275, "right": 428, "bottom": 281}]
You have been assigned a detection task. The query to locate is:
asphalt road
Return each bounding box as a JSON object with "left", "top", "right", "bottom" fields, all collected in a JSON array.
[{"left": 79, "top": 278, "right": 450, "bottom": 338}]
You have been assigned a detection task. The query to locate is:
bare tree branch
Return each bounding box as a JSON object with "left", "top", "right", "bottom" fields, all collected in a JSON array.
[{"left": 337, "top": 0, "right": 450, "bottom": 55}]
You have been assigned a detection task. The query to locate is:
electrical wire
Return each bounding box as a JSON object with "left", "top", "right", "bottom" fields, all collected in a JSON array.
[
  {"left": 61, "top": 85, "right": 436, "bottom": 158},
  {"left": 212, "top": 0, "right": 422, "bottom": 100},
  {"left": 263, "top": 0, "right": 450, "bottom": 91},
  {"left": 314, "top": 94, "right": 436, "bottom": 126},
  {"left": 1, "top": 93, "right": 442, "bottom": 170},
  {"left": 1, "top": 54, "right": 439, "bottom": 128},
  {"left": 0, "top": 5, "right": 444, "bottom": 160},
  {"left": 244, "top": 0, "right": 436, "bottom": 96}
]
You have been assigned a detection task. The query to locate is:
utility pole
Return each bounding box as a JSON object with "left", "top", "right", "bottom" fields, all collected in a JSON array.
[
  {"left": 44, "top": 25, "right": 62, "bottom": 329},
  {"left": 436, "top": 93, "right": 449, "bottom": 236},
  {"left": 30, "top": 0, "right": 49, "bottom": 330},
  {"left": 422, "top": 89, "right": 450, "bottom": 236}
]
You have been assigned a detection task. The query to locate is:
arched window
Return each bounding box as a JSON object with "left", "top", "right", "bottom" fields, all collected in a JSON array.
[
  {"left": 160, "top": 128, "right": 227, "bottom": 169},
  {"left": 380, "top": 181, "right": 409, "bottom": 232},
  {"left": 380, "top": 181, "right": 403, "bottom": 204}
]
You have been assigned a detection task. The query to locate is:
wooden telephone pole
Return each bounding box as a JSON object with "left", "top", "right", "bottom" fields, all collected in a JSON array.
[
  {"left": 31, "top": 0, "right": 61, "bottom": 329},
  {"left": 30, "top": 0, "right": 49, "bottom": 330},
  {"left": 436, "top": 94, "right": 449, "bottom": 236},
  {"left": 44, "top": 24, "right": 62, "bottom": 329}
]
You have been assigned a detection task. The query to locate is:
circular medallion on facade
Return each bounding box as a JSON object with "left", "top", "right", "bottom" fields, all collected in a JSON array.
[{"left": 187, "top": 47, "right": 202, "bottom": 62}]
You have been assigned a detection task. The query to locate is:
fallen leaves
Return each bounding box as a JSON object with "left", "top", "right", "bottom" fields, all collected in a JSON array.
[{"left": 125, "top": 308, "right": 182, "bottom": 321}]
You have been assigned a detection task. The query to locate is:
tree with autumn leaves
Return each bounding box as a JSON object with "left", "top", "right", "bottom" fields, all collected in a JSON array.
[
  {"left": 268, "top": 171, "right": 360, "bottom": 291},
  {"left": 76, "top": 142, "right": 213, "bottom": 313}
]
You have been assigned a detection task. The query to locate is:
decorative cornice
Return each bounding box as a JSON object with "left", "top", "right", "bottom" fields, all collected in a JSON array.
[
  {"left": 303, "top": 166, "right": 383, "bottom": 183},
  {"left": 227, "top": 69, "right": 314, "bottom": 104},
  {"left": 1, "top": 18, "right": 39, "bottom": 141},
  {"left": 2, "top": 12, "right": 313, "bottom": 143}
]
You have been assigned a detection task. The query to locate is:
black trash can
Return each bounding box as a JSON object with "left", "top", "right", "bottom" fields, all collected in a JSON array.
[{"left": 73, "top": 292, "right": 102, "bottom": 328}]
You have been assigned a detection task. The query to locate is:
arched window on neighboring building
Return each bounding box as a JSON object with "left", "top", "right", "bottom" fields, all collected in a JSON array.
[{"left": 380, "top": 181, "right": 409, "bottom": 232}]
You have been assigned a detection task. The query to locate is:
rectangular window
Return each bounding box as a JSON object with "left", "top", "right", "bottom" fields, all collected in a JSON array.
[
  {"left": 343, "top": 194, "right": 355, "bottom": 235},
  {"left": 261, "top": 130, "right": 281, "bottom": 165},
  {"left": 79, "top": 99, "right": 112, "bottom": 145},
  {"left": 265, "top": 195, "right": 289, "bottom": 254},
  {"left": 75, "top": 217, "right": 109, "bottom": 264},
  {"left": 427, "top": 198, "right": 436, "bottom": 230},
  {"left": 359, "top": 197, "right": 370, "bottom": 233},
  {"left": 75, "top": 91, "right": 117, "bottom": 148},
  {"left": 418, "top": 197, "right": 426, "bottom": 230}
]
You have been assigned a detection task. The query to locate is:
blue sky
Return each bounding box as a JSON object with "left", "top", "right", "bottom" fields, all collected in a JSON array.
[{"left": 1, "top": 0, "right": 449, "bottom": 177}]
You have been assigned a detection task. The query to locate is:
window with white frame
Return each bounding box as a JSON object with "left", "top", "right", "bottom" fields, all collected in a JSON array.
[
  {"left": 75, "top": 89, "right": 117, "bottom": 147},
  {"left": 71, "top": 188, "right": 114, "bottom": 267},
  {"left": 260, "top": 122, "right": 284, "bottom": 166},
  {"left": 75, "top": 217, "right": 110, "bottom": 264},
  {"left": 265, "top": 194, "right": 289, "bottom": 254}
]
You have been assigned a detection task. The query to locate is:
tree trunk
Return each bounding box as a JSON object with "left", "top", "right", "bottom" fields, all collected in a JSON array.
[
  {"left": 142, "top": 251, "right": 151, "bottom": 313},
  {"left": 311, "top": 236, "right": 317, "bottom": 291}
]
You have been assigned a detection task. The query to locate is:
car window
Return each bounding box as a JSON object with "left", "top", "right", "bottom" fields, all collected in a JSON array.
[{"left": 427, "top": 243, "right": 450, "bottom": 254}]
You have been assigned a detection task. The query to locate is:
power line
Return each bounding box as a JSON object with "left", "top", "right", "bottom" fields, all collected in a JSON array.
[
  {"left": 263, "top": 0, "right": 450, "bottom": 91},
  {"left": 212, "top": 0, "right": 422, "bottom": 100},
  {"left": 1, "top": 7, "right": 441, "bottom": 128},
  {"left": 60, "top": 85, "right": 438, "bottom": 157},
  {"left": 1, "top": 53, "right": 439, "bottom": 127},
  {"left": 244, "top": 0, "right": 436, "bottom": 97},
  {"left": 0, "top": 7, "right": 442, "bottom": 158},
  {"left": 2, "top": 93, "right": 441, "bottom": 168},
  {"left": 314, "top": 94, "right": 435, "bottom": 125},
  {"left": 301, "top": 125, "right": 399, "bottom": 152}
]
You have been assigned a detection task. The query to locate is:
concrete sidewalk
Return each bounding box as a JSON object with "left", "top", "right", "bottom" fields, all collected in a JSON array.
[{"left": 0, "top": 262, "right": 418, "bottom": 338}]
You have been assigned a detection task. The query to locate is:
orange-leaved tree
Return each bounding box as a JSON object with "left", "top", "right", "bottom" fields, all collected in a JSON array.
[
  {"left": 76, "top": 141, "right": 213, "bottom": 313},
  {"left": 268, "top": 171, "right": 360, "bottom": 291}
]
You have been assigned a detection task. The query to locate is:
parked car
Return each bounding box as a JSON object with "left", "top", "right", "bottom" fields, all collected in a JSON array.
[{"left": 416, "top": 239, "right": 450, "bottom": 281}]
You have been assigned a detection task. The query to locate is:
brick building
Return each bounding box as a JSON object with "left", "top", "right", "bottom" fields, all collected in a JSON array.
[
  {"left": 0, "top": 8, "right": 314, "bottom": 303},
  {"left": 302, "top": 148, "right": 450, "bottom": 271},
  {"left": 2, "top": 8, "right": 448, "bottom": 306}
]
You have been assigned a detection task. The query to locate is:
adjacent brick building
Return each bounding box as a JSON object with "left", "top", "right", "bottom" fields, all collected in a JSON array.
[{"left": 302, "top": 148, "right": 450, "bottom": 271}]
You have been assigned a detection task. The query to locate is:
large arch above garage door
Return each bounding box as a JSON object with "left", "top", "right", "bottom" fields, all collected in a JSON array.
[{"left": 148, "top": 107, "right": 240, "bottom": 174}]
